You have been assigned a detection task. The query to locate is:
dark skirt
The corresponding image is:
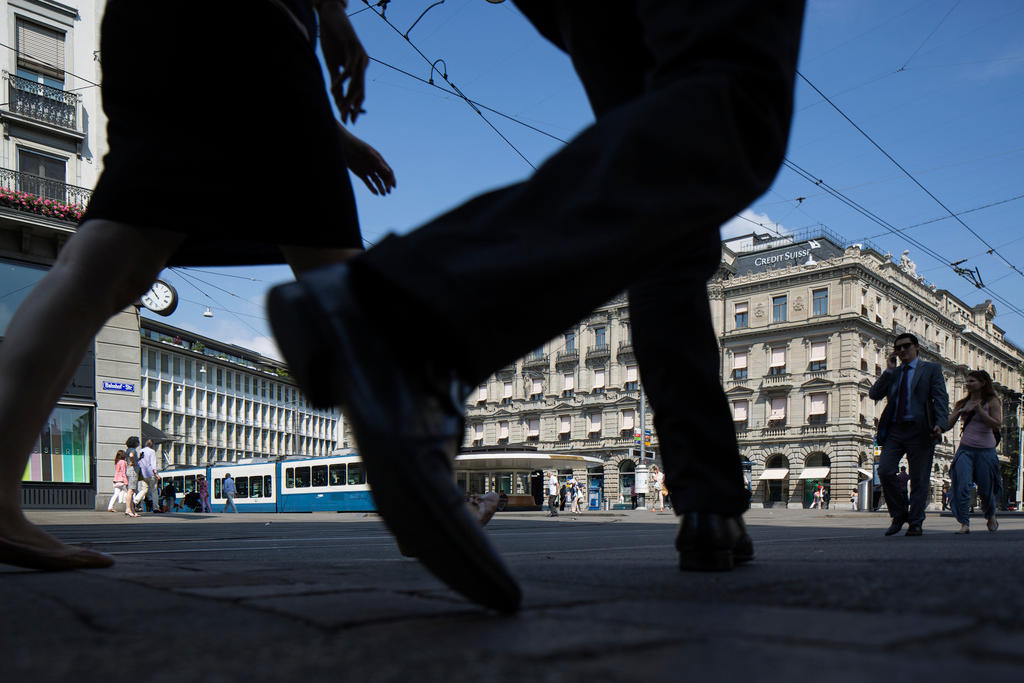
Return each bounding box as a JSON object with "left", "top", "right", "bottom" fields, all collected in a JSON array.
[{"left": 82, "top": 0, "right": 361, "bottom": 266}]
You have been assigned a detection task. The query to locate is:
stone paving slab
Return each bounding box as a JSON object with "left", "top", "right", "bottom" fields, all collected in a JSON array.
[{"left": 4, "top": 508, "right": 1022, "bottom": 681}]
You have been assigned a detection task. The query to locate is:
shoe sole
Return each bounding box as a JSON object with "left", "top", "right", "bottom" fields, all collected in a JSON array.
[
  {"left": 268, "top": 279, "right": 521, "bottom": 614},
  {"left": 680, "top": 549, "right": 735, "bottom": 571}
]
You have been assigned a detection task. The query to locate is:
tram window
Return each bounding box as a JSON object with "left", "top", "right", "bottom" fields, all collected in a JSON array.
[
  {"left": 173, "top": 476, "right": 184, "bottom": 493},
  {"left": 469, "top": 473, "right": 487, "bottom": 495},
  {"left": 214, "top": 479, "right": 222, "bottom": 499},
  {"left": 497, "top": 473, "right": 513, "bottom": 494},
  {"left": 184, "top": 475, "right": 196, "bottom": 494},
  {"left": 294, "top": 467, "right": 311, "bottom": 488},
  {"left": 311, "top": 465, "right": 328, "bottom": 487},
  {"left": 347, "top": 463, "right": 365, "bottom": 485},
  {"left": 250, "top": 476, "right": 263, "bottom": 498},
  {"left": 455, "top": 472, "right": 467, "bottom": 494},
  {"left": 236, "top": 477, "right": 249, "bottom": 498},
  {"left": 329, "top": 464, "right": 345, "bottom": 486},
  {"left": 285, "top": 468, "right": 294, "bottom": 488},
  {"left": 264, "top": 475, "right": 272, "bottom": 495}
]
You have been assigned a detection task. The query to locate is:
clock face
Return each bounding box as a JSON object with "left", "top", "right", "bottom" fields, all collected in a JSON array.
[{"left": 141, "top": 280, "right": 178, "bottom": 316}]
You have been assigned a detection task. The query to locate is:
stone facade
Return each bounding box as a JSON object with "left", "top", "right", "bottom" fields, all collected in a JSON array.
[{"left": 456, "top": 229, "right": 1024, "bottom": 509}]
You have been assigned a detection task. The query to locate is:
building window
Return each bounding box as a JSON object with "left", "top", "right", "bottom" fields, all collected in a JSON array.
[
  {"left": 471, "top": 423, "right": 483, "bottom": 446},
  {"left": 530, "top": 377, "right": 543, "bottom": 399},
  {"left": 562, "top": 372, "right": 574, "bottom": 398},
  {"left": 498, "top": 421, "right": 509, "bottom": 445},
  {"left": 501, "top": 381, "right": 514, "bottom": 405},
  {"left": 809, "top": 341, "right": 827, "bottom": 371},
  {"left": 17, "top": 148, "right": 66, "bottom": 201},
  {"left": 564, "top": 331, "right": 576, "bottom": 353},
  {"left": 588, "top": 413, "right": 602, "bottom": 436},
  {"left": 16, "top": 20, "right": 65, "bottom": 80},
  {"left": 732, "top": 351, "right": 748, "bottom": 380},
  {"left": 734, "top": 302, "right": 749, "bottom": 329},
  {"left": 732, "top": 400, "right": 749, "bottom": 428},
  {"left": 812, "top": 288, "right": 828, "bottom": 316},
  {"left": 592, "top": 368, "right": 606, "bottom": 394},
  {"left": 624, "top": 364, "right": 639, "bottom": 391},
  {"left": 768, "top": 397, "right": 786, "bottom": 426},
  {"left": 808, "top": 392, "right": 827, "bottom": 424},
  {"left": 772, "top": 295, "right": 787, "bottom": 322},
  {"left": 24, "top": 404, "right": 92, "bottom": 483},
  {"left": 147, "top": 349, "right": 158, "bottom": 372},
  {"left": 769, "top": 347, "right": 786, "bottom": 375},
  {"left": 621, "top": 408, "right": 635, "bottom": 437},
  {"left": 860, "top": 344, "right": 868, "bottom": 371},
  {"left": 476, "top": 384, "right": 487, "bottom": 403},
  {"left": 594, "top": 326, "right": 607, "bottom": 350},
  {"left": 216, "top": 368, "right": 223, "bottom": 387},
  {"left": 558, "top": 415, "right": 571, "bottom": 441},
  {"left": 526, "top": 418, "right": 540, "bottom": 442}
]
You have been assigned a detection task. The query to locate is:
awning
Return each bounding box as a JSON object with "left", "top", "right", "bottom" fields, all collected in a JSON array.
[
  {"left": 799, "top": 466, "right": 831, "bottom": 479},
  {"left": 759, "top": 468, "right": 790, "bottom": 480},
  {"left": 857, "top": 468, "right": 873, "bottom": 478},
  {"left": 454, "top": 452, "right": 606, "bottom": 470},
  {"left": 141, "top": 421, "right": 177, "bottom": 444}
]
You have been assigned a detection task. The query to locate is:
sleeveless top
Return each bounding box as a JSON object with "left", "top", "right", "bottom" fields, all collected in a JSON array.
[{"left": 961, "top": 407, "right": 996, "bottom": 449}]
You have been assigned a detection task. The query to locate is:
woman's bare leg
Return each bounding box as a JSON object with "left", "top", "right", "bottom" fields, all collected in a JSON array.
[{"left": 0, "top": 219, "right": 184, "bottom": 564}]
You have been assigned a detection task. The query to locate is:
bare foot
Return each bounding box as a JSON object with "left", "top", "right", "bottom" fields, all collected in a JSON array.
[
  {"left": 467, "top": 492, "right": 499, "bottom": 526},
  {"left": 0, "top": 504, "right": 113, "bottom": 570}
]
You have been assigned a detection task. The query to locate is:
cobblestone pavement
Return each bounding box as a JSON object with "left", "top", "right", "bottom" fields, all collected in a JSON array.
[{"left": 5, "top": 507, "right": 1021, "bottom": 682}]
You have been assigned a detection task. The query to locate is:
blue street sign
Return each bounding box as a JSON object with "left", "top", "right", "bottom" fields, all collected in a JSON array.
[{"left": 102, "top": 381, "right": 136, "bottom": 392}]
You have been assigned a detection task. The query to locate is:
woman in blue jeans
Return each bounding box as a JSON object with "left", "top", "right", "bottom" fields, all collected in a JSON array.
[{"left": 947, "top": 370, "right": 1003, "bottom": 534}]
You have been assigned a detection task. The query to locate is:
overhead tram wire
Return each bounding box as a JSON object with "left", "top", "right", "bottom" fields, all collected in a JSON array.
[
  {"left": 169, "top": 269, "right": 269, "bottom": 337},
  {"left": 796, "top": 71, "right": 1024, "bottom": 281},
  {"left": 781, "top": 158, "right": 1024, "bottom": 320},
  {"left": 361, "top": 0, "right": 537, "bottom": 169}
]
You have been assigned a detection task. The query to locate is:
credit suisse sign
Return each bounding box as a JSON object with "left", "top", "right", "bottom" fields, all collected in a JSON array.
[{"left": 733, "top": 237, "right": 845, "bottom": 274}]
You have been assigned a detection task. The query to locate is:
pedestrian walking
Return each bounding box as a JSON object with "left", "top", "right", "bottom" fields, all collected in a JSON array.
[
  {"left": 941, "top": 482, "right": 950, "bottom": 511},
  {"left": 197, "top": 474, "right": 212, "bottom": 514},
  {"left": 810, "top": 484, "right": 823, "bottom": 510},
  {"left": 570, "top": 481, "right": 584, "bottom": 514},
  {"left": 947, "top": 370, "right": 1002, "bottom": 534},
  {"left": 896, "top": 466, "right": 910, "bottom": 498},
  {"left": 160, "top": 479, "right": 178, "bottom": 513},
  {"left": 0, "top": 0, "right": 394, "bottom": 570},
  {"left": 124, "top": 452, "right": 141, "bottom": 518},
  {"left": 222, "top": 473, "right": 238, "bottom": 514},
  {"left": 138, "top": 440, "right": 160, "bottom": 513},
  {"left": 649, "top": 465, "right": 665, "bottom": 512},
  {"left": 547, "top": 472, "right": 559, "bottom": 517},
  {"left": 107, "top": 450, "right": 128, "bottom": 513},
  {"left": 266, "top": 0, "right": 806, "bottom": 611},
  {"left": 850, "top": 487, "right": 858, "bottom": 511},
  {"left": 870, "top": 333, "right": 949, "bottom": 537}
]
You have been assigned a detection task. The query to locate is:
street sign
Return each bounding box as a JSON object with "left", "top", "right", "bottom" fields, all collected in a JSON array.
[{"left": 102, "top": 381, "right": 136, "bottom": 393}]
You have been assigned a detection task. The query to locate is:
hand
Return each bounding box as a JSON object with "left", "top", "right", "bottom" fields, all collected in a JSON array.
[
  {"left": 339, "top": 125, "right": 396, "bottom": 195},
  {"left": 317, "top": 2, "right": 368, "bottom": 124},
  {"left": 886, "top": 352, "right": 897, "bottom": 371},
  {"left": 962, "top": 399, "right": 981, "bottom": 413},
  {"left": 932, "top": 425, "right": 942, "bottom": 441}
]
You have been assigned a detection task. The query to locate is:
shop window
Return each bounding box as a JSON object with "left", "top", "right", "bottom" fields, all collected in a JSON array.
[{"left": 22, "top": 404, "right": 92, "bottom": 484}]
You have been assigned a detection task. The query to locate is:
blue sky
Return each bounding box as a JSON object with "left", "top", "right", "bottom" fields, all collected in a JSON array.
[{"left": 149, "top": 0, "right": 1024, "bottom": 359}]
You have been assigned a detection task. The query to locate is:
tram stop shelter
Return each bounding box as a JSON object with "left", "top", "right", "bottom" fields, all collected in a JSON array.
[{"left": 453, "top": 450, "right": 605, "bottom": 511}]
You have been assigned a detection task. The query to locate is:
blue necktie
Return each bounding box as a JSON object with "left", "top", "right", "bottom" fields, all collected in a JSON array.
[{"left": 894, "top": 365, "right": 910, "bottom": 420}]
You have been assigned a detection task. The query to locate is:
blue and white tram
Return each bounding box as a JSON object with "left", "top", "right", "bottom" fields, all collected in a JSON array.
[
  {"left": 157, "top": 466, "right": 207, "bottom": 510},
  {"left": 277, "top": 453, "right": 374, "bottom": 512},
  {"left": 210, "top": 460, "right": 278, "bottom": 513}
]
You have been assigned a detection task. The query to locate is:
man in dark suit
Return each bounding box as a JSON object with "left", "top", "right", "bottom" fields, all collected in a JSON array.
[
  {"left": 869, "top": 332, "right": 949, "bottom": 536},
  {"left": 267, "top": 0, "right": 806, "bottom": 612}
]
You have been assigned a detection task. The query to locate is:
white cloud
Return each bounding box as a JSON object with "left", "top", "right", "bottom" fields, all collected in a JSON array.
[{"left": 720, "top": 210, "right": 790, "bottom": 240}]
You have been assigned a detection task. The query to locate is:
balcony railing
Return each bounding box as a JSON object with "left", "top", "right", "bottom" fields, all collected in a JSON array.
[
  {"left": 6, "top": 72, "right": 79, "bottom": 130},
  {"left": 587, "top": 343, "right": 611, "bottom": 359},
  {"left": 0, "top": 168, "right": 91, "bottom": 220},
  {"left": 556, "top": 349, "right": 579, "bottom": 362}
]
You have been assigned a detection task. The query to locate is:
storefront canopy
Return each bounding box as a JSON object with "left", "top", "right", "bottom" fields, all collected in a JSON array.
[
  {"left": 759, "top": 468, "right": 790, "bottom": 480},
  {"left": 857, "top": 468, "right": 873, "bottom": 479},
  {"left": 454, "top": 452, "right": 606, "bottom": 471},
  {"left": 141, "top": 421, "right": 176, "bottom": 445},
  {"left": 799, "top": 466, "right": 831, "bottom": 479}
]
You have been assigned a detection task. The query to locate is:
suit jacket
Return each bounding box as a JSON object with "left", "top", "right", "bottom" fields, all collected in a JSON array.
[{"left": 869, "top": 359, "right": 949, "bottom": 445}]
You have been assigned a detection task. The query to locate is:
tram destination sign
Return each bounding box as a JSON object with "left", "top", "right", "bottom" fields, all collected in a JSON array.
[{"left": 732, "top": 236, "right": 845, "bottom": 275}]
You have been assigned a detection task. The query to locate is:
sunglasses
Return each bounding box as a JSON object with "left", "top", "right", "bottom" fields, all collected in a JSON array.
[{"left": 893, "top": 342, "right": 913, "bottom": 351}]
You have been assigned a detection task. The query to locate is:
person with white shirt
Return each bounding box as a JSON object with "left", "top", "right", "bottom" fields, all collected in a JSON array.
[
  {"left": 547, "top": 472, "right": 559, "bottom": 517},
  {"left": 222, "top": 473, "right": 238, "bottom": 513},
  {"left": 137, "top": 439, "right": 160, "bottom": 513}
]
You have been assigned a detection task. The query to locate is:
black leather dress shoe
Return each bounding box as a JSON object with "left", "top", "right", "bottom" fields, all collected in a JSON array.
[
  {"left": 884, "top": 519, "right": 906, "bottom": 536},
  {"left": 676, "top": 512, "right": 753, "bottom": 571},
  {"left": 268, "top": 265, "right": 521, "bottom": 613},
  {"left": 905, "top": 524, "right": 923, "bottom": 536}
]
